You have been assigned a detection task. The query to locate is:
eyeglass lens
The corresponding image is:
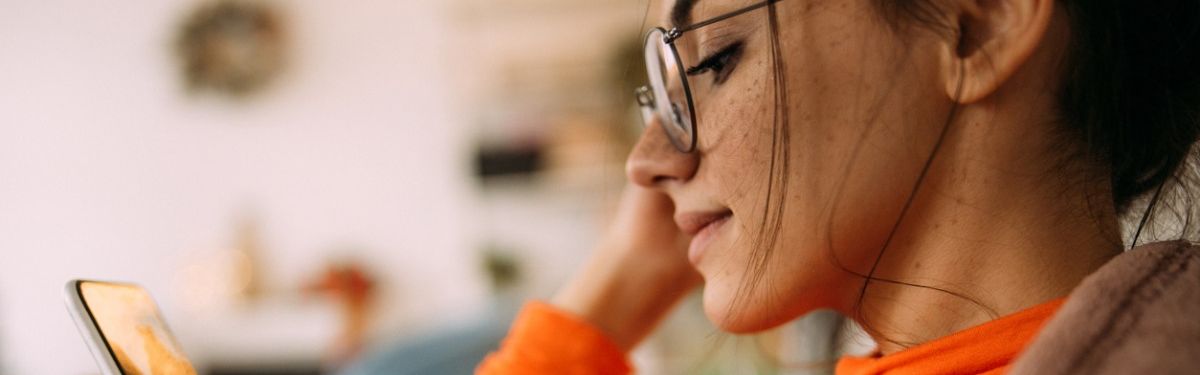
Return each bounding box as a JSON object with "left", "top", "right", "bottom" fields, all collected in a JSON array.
[{"left": 642, "top": 28, "right": 695, "bottom": 152}]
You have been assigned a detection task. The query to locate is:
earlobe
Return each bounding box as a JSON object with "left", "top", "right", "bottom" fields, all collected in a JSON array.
[{"left": 941, "top": 0, "right": 1056, "bottom": 104}]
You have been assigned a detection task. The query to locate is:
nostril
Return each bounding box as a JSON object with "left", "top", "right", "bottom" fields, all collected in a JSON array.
[
  {"left": 625, "top": 160, "right": 653, "bottom": 187},
  {"left": 625, "top": 117, "right": 700, "bottom": 187}
]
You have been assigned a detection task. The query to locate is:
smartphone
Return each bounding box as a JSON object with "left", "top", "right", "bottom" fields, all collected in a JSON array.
[{"left": 64, "top": 279, "right": 197, "bottom": 375}]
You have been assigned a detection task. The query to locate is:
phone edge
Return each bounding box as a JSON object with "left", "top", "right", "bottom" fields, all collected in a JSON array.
[{"left": 63, "top": 279, "right": 124, "bottom": 375}]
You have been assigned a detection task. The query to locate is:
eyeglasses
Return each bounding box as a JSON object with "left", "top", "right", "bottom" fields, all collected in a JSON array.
[{"left": 635, "top": 0, "right": 782, "bottom": 153}]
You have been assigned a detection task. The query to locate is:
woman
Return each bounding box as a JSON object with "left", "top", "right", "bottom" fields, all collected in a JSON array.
[{"left": 479, "top": 0, "right": 1200, "bottom": 373}]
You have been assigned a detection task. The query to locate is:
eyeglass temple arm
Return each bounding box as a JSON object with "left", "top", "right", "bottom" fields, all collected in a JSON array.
[{"left": 669, "top": 0, "right": 782, "bottom": 40}]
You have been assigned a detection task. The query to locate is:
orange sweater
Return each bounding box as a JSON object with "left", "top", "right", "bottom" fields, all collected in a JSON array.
[
  {"left": 836, "top": 298, "right": 1064, "bottom": 374},
  {"left": 477, "top": 301, "right": 631, "bottom": 375},
  {"left": 477, "top": 299, "right": 1063, "bottom": 375}
]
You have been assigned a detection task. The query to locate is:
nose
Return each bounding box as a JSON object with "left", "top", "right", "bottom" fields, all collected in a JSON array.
[{"left": 625, "top": 121, "right": 699, "bottom": 188}]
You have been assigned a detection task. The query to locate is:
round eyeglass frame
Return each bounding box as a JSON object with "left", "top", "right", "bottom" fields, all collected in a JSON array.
[
  {"left": 633, "top": 0, "right": 782, "bottom": 154},
  {"left": 636, "top": 27, "right": 698, "bottom": 153}
]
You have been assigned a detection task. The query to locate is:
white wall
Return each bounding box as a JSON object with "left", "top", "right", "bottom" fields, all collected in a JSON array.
[{"left": 0, "top": 1, "right": 487, "bottom": 373}]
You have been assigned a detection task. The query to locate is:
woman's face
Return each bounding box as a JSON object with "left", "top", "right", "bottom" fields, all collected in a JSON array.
[{"left": 627, "top": 0, "right": 957, "bottom": 332}]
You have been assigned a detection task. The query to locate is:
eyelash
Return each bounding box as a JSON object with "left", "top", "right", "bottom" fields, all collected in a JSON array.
[{"left": 685, "top": 41, "right": 744, "bottom": 85}]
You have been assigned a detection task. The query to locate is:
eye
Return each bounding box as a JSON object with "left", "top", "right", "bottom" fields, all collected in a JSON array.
[{"left": 686, "top": 41, "right": 744, "bottom": 85}]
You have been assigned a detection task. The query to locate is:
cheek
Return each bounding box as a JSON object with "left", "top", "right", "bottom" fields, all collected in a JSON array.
[
  {"left": 694, "top": 51, "right": 777, "bottom": 207},
  {"left": 774, "top": 2, "right": 949, "bottom": 272},
  {"left": 788, "top": 46, "right": 950, "bottom": 280},
  {"left": 689, "top": 51, "right": 855, "bottom": 332},
  {"left": 689, "top": 55, "right": 803, "bottom": 331},
  {"left": 692, "top": 2, "right": 951, "bottom": 331}
]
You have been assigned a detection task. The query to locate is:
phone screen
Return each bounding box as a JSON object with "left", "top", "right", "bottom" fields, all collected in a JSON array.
[{"left": 78, "top": 282, "right": 197, "bottom": 375}]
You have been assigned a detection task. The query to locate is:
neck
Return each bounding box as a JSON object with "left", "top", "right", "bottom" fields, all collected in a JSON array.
[{"left": 856, "top": 105, "right": 1124, "bottom": 355}]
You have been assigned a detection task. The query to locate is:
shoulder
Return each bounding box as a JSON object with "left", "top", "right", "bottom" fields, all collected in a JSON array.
[{"left": 1010, "top": 241, "right": 1200, "bottom": 375}]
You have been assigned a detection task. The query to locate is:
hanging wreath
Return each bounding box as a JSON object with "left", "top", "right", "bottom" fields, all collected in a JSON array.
[{"left": 175, "top": 0, "right": 285, "bottom": 97}]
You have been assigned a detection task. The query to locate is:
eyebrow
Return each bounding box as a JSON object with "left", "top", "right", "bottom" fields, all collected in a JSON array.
[{"left": 671, "top": 0, "right": 698, "bottom": 29}]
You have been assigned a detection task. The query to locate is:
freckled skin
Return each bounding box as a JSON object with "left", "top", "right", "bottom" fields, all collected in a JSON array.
[
  {"left": 628, "top": 0, "right": 1113, "bottom": 346},
  {"left": 652, "top": 0, "right": 952, "bottom": 332},
  {"left": 612, "top": 0, "right": 1119, "bottom": 353}
]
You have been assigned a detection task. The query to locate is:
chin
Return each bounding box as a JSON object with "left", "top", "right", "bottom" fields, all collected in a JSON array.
[{"left": 701, "top": 279, "right": 796, "bottom": 334}]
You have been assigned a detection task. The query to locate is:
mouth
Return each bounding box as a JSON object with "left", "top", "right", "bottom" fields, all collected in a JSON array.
[
  {"left": 677, "top": 210, "right": 733, "bottom": 264},
  {"left": 675, "top": 210, "right": 734, "bottom": 236}
]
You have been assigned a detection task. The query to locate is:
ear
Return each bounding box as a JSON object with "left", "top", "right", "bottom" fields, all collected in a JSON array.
[{"left": 939, "top": 0, "right": 1056, "bottom": 103}]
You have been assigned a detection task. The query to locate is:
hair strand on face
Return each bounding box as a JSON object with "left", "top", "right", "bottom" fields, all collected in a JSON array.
[{"left": 721, "top": 0, "right": 792, "bottom": 330}]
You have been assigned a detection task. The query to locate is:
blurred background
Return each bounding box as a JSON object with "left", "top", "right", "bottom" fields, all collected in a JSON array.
[{"left": 0, "top": 0, "right": 857, "bottom": 374}]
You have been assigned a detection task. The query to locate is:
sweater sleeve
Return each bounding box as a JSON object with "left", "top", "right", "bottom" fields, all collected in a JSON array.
[{"left": 476, "top": 301, "right": 632, "bottom": 375}]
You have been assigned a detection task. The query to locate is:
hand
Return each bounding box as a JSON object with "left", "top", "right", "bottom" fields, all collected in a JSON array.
[{"left": 551, "top": 184, "right": 702, "bottom": 351}]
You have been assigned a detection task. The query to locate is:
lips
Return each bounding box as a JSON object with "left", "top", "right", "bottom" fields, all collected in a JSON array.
[
  {"left": 675, "top": 210, "right": 733, "bottom": 236},
  {"left": 678, "top": 210, "right": 732, "bottom": 265}
]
